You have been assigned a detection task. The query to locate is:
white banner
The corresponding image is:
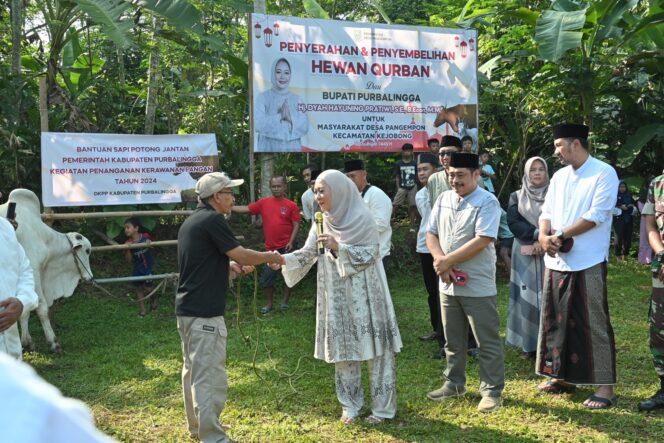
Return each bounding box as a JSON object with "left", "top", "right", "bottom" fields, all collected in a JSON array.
[
  {"left": 41, "top": 133, "right": 219, "bottom": 207},
  {"left": 251, "top": 14, "right": 478, "bottom": 153}
]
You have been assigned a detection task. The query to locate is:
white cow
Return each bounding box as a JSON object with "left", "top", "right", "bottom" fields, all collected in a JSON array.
[{"left": 0, "top": 189, "right": 93, "bottom": 353}]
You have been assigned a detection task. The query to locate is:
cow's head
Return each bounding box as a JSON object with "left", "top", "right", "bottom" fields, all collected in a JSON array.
[{"left": 66, "top": 232, "right": 93, "bottom": 282}]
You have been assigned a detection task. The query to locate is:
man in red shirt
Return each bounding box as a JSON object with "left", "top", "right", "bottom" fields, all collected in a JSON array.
[{"left": 233, "top": 176, "right": 301, "bottom": 314}]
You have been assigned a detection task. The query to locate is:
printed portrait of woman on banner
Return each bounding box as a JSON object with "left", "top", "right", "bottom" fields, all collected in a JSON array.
[{"left": 255, "top": 57, "right": 309, "bottom": 152}]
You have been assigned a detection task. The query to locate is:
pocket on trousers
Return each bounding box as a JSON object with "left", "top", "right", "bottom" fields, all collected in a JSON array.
[{"left": 192, "top": 317, "right": 227, "bottom": 338}]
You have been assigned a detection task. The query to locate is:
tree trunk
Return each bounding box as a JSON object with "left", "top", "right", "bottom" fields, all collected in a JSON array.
[
  {"left": 253, "top": 0, "right": 273, "bottom": 199},
  {"left": 117, "top": 46, "right": 125, "bottom": 91},
  {"left": 10, "top": 0, "right": 22, "bottom": 76},
  {"left": 144, "top": 16, "right": 162, "bottom": 135}
]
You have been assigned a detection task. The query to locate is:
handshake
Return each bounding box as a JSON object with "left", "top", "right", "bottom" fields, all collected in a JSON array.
[{"left": 265, "top": 250, "right": 286, "bottom": 270}]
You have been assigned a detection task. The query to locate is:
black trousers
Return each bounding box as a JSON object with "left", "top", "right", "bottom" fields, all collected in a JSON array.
[
  {"left": 419, "top": 253, "right": 445, "bottom": 347},
  {"left": 614, "top": 217, "right": 633, "bottom": 257},
  {"left": 419, "top": 252, "right": 478, "bottom": 350}
]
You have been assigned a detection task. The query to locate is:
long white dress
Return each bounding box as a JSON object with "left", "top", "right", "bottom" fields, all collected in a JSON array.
[
  {"left": 282, "top": 225, "right": 402, "bottom": 363},
  {"left": 255, "top": 89, "right": 308, "bottom": 152}
]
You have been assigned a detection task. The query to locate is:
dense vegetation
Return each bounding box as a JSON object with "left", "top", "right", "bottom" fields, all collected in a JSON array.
[
  {"left": 2, "top": 0, "right": 663, "bottom": 213},
  {"left": 4, "top": 3, "right": 664, "bottom": 439}
]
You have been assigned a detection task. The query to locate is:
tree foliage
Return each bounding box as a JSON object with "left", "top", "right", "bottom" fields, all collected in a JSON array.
[{"left": 0, "top": 0, "right": 662, "bottom": 211}]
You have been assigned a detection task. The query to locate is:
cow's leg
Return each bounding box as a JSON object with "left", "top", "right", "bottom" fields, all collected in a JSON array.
[
  {"left": 32, "top": 277, "right": 60, "bottom": 353},
  {"left": 19, "top": 309, "right": 33, "bottom": 353},
  {"left": 37, "top": 300, "right": 61, "bottom": 353},
  {"left": 20, "top": 268, "right": 44, "bottom": 353}
]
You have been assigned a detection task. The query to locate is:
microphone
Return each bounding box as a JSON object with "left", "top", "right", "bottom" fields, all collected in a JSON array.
[{"left": 314, "top": 211, "right": 325, "bottom": 255}]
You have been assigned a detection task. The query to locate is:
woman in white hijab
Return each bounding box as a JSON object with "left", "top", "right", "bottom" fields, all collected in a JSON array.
[
  {"left": 255, "top": 57, "right": 309, "bottom": 152},
  {"left": 277, "top": 170, "right": 402, "bottom": 424},
  {"left": 505, "top": 156, "right": 550, "bottom": 358}
]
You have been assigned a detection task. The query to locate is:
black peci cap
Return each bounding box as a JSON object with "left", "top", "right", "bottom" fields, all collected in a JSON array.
[
  {"left": 344, "top": 159, "right": 365, "bottom": 172},
  {"left": 552, "top": 123, "right": 589, "bottom": 140},
  {"left": 449, "top": 152, "right": 479, "bottom": 169},
  {"left": 440, "top": 135, "right": 462, "bottom": 149}
]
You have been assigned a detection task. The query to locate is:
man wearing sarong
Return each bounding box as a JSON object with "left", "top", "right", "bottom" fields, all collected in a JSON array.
[
  {"left": 638, "top": 172, "right": 664, "bottom": 411},
  {"left": 536, "top": 123, "right": 619, "bottom": 409}
]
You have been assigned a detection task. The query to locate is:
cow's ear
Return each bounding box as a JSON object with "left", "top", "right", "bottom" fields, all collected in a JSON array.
[{"left": 66, "top": 232, "right": 85, "bottom": 250}]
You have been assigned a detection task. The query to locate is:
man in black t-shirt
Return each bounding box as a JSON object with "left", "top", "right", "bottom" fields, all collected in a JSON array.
[
  {"left": 176, "top": 171, "right": 281, "bottom": 443},
  {"left": 392, "top": 143, "right": 419, "bottom": 228}
]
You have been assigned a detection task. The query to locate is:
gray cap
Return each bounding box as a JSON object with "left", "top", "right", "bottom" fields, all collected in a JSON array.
[{"left": 195, "top": 172, "right": 244, "bottom": 199}]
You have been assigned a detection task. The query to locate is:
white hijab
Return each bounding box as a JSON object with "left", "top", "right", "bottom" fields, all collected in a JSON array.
[
  {"left": 315, "top": 170, "right": 379, "bottom": 246},
  {"left": 270, "top": 57, "right": 291, "bottom": 96},
  {"left": 517, "top": 156, "right": 550, "bottom": 227}
]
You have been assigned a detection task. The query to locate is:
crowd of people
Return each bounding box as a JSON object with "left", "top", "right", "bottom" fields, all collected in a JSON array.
[
  {"left": 166, "top": 123, "right": 664, "bottom": 441},
  {"left": 2, "top": 125, "right": 663, "bottom": 443}
]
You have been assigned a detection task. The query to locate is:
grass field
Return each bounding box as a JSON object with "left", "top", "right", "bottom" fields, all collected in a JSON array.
[{"left": 22, "top": 224, "right": 664, "bottom": 442}]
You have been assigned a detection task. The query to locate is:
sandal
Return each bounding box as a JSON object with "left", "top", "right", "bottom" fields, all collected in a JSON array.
[
  {"left": 537, "top": 379, "right": 576, "bottom": 394},
  {"left": 365, "top": 415, "right": 388, "bottom": 424},
  {"left": 280, "top": 303, "right": 289, "bottom": 311},
  {"left": 340, "top": 415, "right": 355, "bottom": 425},
  {"left": 260, "top": 306, "right": 272, "bottom": 315},
  {"left": 583, "top": 394, "right": 617, "bottom": 410}
]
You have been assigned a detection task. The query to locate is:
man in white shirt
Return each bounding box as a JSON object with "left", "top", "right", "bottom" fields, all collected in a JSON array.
[
  {"left": 536, "top": 123, "right": 619, "bottom": 409},
  {"left": 0, "top": 353, "right": 115, "bottom": 442},
  {"left": 344, "top": 159, "right": 392, "bottom": 265},
  {"left": 0, "top": 217, "right": 38, "bottom": 360},
  {"left": 415, "top": 153, "right": 446, "bottom": 355},
  {"left": 300, "top": 164, "right": 318, "bottom": 223}
]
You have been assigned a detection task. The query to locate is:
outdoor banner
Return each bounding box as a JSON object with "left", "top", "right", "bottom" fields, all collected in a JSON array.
[
  {"left": 41, "top": 132, "right": 219, "bottom": 207},
  {"left": 251, "top": 14, "right": 478, "bottom": 153}
]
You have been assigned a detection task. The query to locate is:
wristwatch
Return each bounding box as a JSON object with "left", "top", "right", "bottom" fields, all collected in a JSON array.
[{"left": 555, "top": 229, "right": 566, "bottom": 242}]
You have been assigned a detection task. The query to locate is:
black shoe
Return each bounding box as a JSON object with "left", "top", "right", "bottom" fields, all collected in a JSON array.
[
  {"left": 432, "top": 348, "right": 446, "bottom": 359},
  {"left": 419, "top": 331, "right": 439, "bottom": 341},
  {"left": 638, "top": 389, "right": 664, "bottom": 411}
]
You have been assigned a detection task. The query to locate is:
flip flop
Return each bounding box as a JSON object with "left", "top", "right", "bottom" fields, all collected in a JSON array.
[
  {"left": 340, "top": 415, "right": 356, "bottom": 425},
  {"left": 260, "top": 306, "right": 272, "bottom": 315},
  {"left": 537, "top": 379, "right": 576, "bottom": 394},
  {"left": 365, "top": 415, "right": 388, "bottom": 424},
  {"left": 583, "top": 394, "right": 617, "bottom": 410}
]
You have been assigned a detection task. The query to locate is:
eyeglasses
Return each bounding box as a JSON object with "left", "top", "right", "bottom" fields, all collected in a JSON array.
[{"left": 439, "top": 151, "right": 454, "bottom": 157}]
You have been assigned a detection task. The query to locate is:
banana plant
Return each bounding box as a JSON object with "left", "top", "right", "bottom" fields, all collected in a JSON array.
[{"left": 532, "top": 0, "right": 663, "bottom": 163}]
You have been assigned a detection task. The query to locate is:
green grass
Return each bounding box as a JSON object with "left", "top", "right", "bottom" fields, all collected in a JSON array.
[{"left": 23, "top": 226, "right": 664, "bottom": 442}]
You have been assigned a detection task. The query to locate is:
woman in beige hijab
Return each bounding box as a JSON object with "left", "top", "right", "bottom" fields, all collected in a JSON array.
[
  {"left": 505, "top": 157, "right": 550, "bottom": 358},
  {"left": 278, "top": 170, "right": 402, "bottom": 424}
]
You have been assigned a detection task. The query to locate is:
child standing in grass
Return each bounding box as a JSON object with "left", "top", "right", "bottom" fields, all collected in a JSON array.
[{"left": 124, "top": 217, "right": 155, "bottom": 317}]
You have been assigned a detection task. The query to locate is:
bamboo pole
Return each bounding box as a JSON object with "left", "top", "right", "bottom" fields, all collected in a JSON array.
[
  {"left": 41, "top": 209, "right": 194, "bottom": 220},
  {"left": 91, "top": 240, "right": 178, "bottom": 252},
  {"left": 39, "top": 75, "right": 55, "bottom": 225},
  {"left": 248, "top": 14, "right": 256, "bottom": 224},
  {"left": 91, "top": 236, "right": 244, "bottom": 252},
  {"left": 90, "top": 273, "right": 179, "bottom": 284}
]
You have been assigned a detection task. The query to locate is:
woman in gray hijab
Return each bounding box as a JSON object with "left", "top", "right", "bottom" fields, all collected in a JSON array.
[
  {"left": 277, "top": 170, "right": 402, "bottom": 424},
  {"left": 506, "top": 157, "right": 550, "bottom": 358},
  {"left": 254, "top": 57, "right": 309, "bottom": 152}
]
